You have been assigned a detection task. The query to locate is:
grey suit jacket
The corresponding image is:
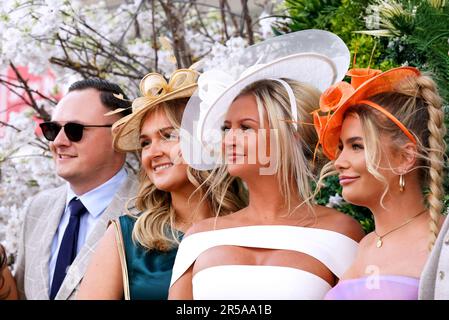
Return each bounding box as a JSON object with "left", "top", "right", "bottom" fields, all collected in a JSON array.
[
  {"left": 14, "top": 171, "right": 138, "bottom": 300},
  {"left": 419, "top": 216, "right": 449, "bottom": 300}
]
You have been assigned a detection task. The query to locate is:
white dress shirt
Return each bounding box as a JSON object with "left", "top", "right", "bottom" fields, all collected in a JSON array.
[{"left": 48, "top": 167, "right": 127, "bottom": 290}]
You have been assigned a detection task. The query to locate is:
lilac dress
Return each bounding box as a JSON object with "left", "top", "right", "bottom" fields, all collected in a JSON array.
[{"left": 324, "top": 275, "right": 419, "bottom": 300}]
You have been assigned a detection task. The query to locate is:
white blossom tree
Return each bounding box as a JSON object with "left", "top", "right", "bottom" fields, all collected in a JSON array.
[{"left": 0, "top": 0, "right": 282, "bottom": 264}]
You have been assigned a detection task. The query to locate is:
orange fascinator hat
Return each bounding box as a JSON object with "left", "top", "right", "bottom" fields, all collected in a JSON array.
[{"left": 313, "top": 66, "right": 421, "bottom": 160}]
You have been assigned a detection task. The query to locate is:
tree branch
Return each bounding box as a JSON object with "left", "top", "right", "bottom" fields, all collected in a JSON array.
[
  {"left": 193, "top": 0, "right": 215, "bottom": 42},
  {"left": 219, "top": 0, "right": 229, "bottom": 41},
  {"left": 8, "top": 62, "right": 52, "bottom": 120},
  {"left": 224, "top": 0, "right": 239, "bottom": 32},
  {"left": 0, "top": 121, "right": 21, "bottom": 132},
  {"left": 151, "top": 0, "right": 159, "bottom": 72},
  {"left": 240, "top": 0, "right": 254, "bottom": 45},
  {"left": 158, "top": 0, "right": 193, "bottom": 68},
  {"left": 0, "top": 76, "right": 58, "bottom": 105}
]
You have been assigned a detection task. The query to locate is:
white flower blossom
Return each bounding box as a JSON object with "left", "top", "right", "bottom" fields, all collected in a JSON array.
[
  {"left": 326, "top": 193, "right": 344, "bottom": 208},
  {"left": 202, "top": 37, "right": 248, "bottom": 78},
  {"left": 0, "top": 0, "right": 274, "bottom": 266},
  {"left": 0, "top": 112, "right": 62, "bottom": 264},
  {"left": 258, "top": 11, "right": 276, "bottom": 39}
]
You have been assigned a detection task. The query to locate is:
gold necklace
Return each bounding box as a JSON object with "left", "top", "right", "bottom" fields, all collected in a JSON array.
[{"left": 374, "top": 209, "right": 427, "bottom": 248}]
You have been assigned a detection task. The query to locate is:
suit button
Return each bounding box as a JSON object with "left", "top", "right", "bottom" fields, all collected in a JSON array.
[
  {"left": 445, "top": 236, "right": 449, "bottom": 245},
  {"left": 439, "top": 271, "right": 445, "bottom": 280}
]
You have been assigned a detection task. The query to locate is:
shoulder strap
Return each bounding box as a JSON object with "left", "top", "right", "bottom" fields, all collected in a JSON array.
[
  {"left": 170, "top": 225, "right": 358, "bottom": 287},
  {"left": 110, "top": 219, "right": 130, "bottom": 300}
]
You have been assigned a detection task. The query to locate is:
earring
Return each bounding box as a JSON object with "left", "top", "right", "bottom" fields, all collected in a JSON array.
[{"left": 399, "top": 174, "right": 405, "bottom": 192}]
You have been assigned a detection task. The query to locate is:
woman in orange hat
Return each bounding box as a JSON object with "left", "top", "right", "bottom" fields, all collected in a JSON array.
[
  {"left": 314, "top": 66, "right": 446, "bottom": 299},
  {"left": 76, "top": 69, "right": 247, "bottom": 300}
]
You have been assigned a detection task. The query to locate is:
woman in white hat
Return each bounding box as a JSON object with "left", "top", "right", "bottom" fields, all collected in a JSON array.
[
  {"left": 77, "top": 69, "right": 247, "bottom": 300},
  {"left": 168, "top": 30, "right": 365, "bottom": 300}
]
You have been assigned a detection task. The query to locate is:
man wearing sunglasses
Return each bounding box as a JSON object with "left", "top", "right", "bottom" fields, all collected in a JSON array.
[{"left": 15, "top": 78, "right": 138, "bottom": 300}]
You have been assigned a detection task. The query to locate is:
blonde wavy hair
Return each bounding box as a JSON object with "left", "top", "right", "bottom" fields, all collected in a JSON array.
[
  {"left": 208, "top": 79, "right": 322, "bottom": 216},
  {"left": 318, "top": 74, "right": 446, "bottom": 249},
  {"left": 126, "top": 99, "right": 248, "bottom": 252}
]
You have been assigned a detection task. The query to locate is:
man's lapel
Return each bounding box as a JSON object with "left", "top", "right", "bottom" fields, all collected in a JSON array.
[
  {"left": 55, "top": 172, "right": 138, "bottom": 300},
  {"left": 30, "top": 186, "right": 67, "bottom": 299}
]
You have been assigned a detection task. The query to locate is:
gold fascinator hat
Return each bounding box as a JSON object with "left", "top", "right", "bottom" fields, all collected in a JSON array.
[{"left": 110, "top": 68, "right": 200, "bottom": 152}]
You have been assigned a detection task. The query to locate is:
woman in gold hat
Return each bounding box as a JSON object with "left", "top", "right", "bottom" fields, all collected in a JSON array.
[{"left": 77, "top": 69, "right": 247, "bottom": 300}]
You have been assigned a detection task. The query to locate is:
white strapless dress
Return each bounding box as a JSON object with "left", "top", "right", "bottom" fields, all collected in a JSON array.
[{"left": 170, "top": 225, "right": 358, "bottom": 300}]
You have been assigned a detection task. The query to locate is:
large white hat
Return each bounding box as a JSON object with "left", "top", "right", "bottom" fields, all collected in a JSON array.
[{"left": 180, "top": 29, "right": 350, "bottom": 170}]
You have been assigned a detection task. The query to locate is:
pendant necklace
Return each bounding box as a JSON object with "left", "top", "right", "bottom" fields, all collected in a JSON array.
[{"left": 374, "top": 208, "right": 427, "bottom": 248}]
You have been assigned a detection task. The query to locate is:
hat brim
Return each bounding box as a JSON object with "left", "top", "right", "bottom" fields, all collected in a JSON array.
[
  {"left": 200, "top": 52, "right": 339, "bottom": 145},
  {"left": 113, "top": 83, "right": 198, "bottom": 153},
  {"left": 180, "top": 29, "right": 351, "bottom": 170},
  {"left": 320, "top": 66, "right": 421, "bottom": 160}
]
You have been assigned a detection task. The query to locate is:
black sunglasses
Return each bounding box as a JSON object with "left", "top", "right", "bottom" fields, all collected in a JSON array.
[{"left": 39, "top": 121, "right": 113, "bottom": 142}]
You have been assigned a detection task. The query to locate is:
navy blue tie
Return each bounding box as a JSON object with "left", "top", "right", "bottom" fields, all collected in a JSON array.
[{"left": 50, "top": 198, "right": 87, "bottom": 300}]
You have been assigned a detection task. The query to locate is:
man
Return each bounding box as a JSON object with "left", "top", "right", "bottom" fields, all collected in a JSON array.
[
  {"left": 15, "top": 79, "right": 138, "bottom": 300},
  {"left": 419, "top": 216, "right": 449, "bottom": 300}
]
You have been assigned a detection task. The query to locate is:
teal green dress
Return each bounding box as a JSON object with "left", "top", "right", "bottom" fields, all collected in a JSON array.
[{"left": 118, "top": 215, "right": 183, "bottom": 300}]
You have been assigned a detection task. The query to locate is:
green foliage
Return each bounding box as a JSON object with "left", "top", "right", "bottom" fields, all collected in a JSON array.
[
  {"left": 369, "top": 1, "right": 449, "bottom": 200},
  {"left": 277, "top": 0, "right": 449, "bottom": 227},
  {"left": 282, "top": 0, "right": 342, "bottom": 31},
  {"left": 278, "top": 0, "right": 397, "bottom": 70},
  {"left": 369, "top": 1, "right": 449, "bottom": 103},
  {"left": 277, "top": 0, "right": 391, "bottom": 230},
  {"left": 406, "top": 3, "right": 448, "bottom": 103}
]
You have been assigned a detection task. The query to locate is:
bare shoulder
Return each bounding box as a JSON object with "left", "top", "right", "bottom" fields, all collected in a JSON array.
[
  {"left": 184, "top": 209, "right": 246, "bottom": 238},
  {"left": 102, "top": 223, "right": 119, "bottom": 247},
  {"left": 85, "top": 223, "right": 120, "bottom": 263},
  {"left": 438, "top": 214, "right": 447, "bottom": 230},
  {"left": 0, "top": 267, "right": 18, "bottom": 300},
  {"left": 85, "top": 223, "right": 120, "bottom": 264},
  {"left": 77, "top": 222, "right": 123, "bottom": 299},
  {"left": 185, "top": 218, "right": 217, "bottom": 237},
  {"left": 357, "top": 231, "right": 376, "bottom": 250},
  {"left": 313, "top": 206, "right": 365, "bottom": 242}
]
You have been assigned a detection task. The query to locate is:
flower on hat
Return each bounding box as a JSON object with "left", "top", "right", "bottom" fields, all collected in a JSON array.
[
  {"left": 133, "top": 69, "right": 199, "bottom": 113},
  {"left": 313, "top": 66, "right": 420, "bottom": 160},
  {"left": 197, "top": 69, "right": 234, "bottom": 108},
  {"left": 319, "top": 81, "right": 354, "bottom": 113},
  {"left": 314, "top": 67, "right": 382, "bottom": 140},
  {"left": 112, "top": 68, "right": 199, "bottom": 153},
  {"left": 318, "top": 68, "right": 381, "bottom": 114},
  {"left": 346, "top": 68, "right": 382, "bottom": 89}
]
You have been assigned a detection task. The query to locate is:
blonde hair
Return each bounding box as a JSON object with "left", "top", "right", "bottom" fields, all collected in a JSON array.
[
  {"left": 319, "top": 74, "right": 446, "bottom": 249},
  {"left": 210, "top": 79, "right": 322, "bottom": 215},
  {"left": 128, "top": 99, "right": 248, "bottom": 251}
]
